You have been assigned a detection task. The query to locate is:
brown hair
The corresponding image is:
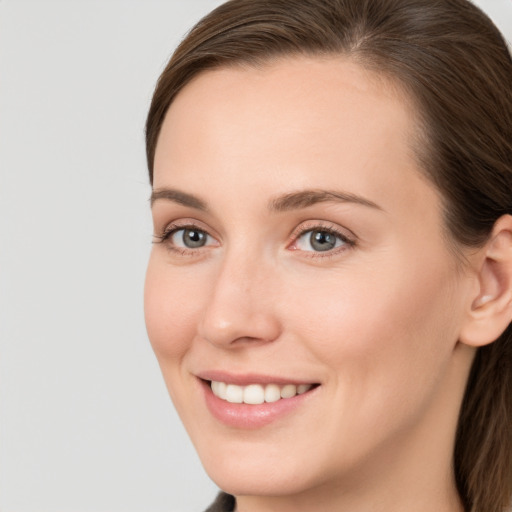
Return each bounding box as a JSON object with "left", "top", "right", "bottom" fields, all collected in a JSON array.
[{"left": 145, "top": 1, "right": 512, "bottom": 510}]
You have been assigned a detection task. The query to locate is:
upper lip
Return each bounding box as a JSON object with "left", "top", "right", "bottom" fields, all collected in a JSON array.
[{"left": 196, "top": 370, "right": 319, "bottom": 386}]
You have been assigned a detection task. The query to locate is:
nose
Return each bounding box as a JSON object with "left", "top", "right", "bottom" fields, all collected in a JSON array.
[{"left": 198, "top": 252, "right": 282, "bottom": 348}]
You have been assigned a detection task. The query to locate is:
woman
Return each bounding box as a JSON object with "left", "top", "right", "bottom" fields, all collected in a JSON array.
[{"left": 144, "top": 0, "right": 512, "bottom": 511}]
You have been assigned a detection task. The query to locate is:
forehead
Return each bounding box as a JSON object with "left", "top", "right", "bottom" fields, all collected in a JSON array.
[
  {"left": 160, "top": 56, "right": 416, "bottom": 139},
  {"left": 154, "top": 56, "right": 424, "bottom": 196}
]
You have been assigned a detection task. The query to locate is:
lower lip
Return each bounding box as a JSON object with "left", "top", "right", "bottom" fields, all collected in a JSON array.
[{"left": 200, "top": 380, "right": 319, "bottom": 429}]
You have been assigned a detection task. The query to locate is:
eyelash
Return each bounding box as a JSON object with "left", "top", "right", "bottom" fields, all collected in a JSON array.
[
  {"left": 153, "top": 221, "right": 356, "bottom": 258},
  {"left": 153, "top": 222, "right": 215, "bottom": 256},
  {"left": 288, "top": 222, "right": 356, "bottom": 258}
]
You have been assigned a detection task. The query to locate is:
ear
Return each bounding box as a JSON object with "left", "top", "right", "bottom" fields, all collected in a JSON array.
[{"left": 459, "top": 214, "right": 512, "bottom": 347}]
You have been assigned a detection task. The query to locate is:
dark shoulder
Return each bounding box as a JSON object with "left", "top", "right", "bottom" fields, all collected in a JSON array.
[{"left": 204, "top": 492, "right": 236, "bottom": 512}]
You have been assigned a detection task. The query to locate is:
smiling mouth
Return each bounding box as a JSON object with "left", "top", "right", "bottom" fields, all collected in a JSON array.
[{"left": 209, "top": 380, "right": 319, "bottom": 405}]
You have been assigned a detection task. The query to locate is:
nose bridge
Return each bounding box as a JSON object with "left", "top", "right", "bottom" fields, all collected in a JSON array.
[{"left": 199, "top": 244, "right": 280, "bottom": 347}]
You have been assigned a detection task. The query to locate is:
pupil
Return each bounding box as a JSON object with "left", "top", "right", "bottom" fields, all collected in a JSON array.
[
  {"left": 184, "top": 229, "right": 206, "bottom": 248},
  {"left": 310, "top": 230, "right": 336, "bottom": 251}
]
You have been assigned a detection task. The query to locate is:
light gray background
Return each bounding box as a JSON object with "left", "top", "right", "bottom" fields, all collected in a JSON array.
[{"left": 0, "top": 1, "right": 510, "bottom": 511}]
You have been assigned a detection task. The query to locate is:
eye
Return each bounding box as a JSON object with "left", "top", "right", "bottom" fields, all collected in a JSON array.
[
  {"left": 153, "top": 223, "right": 218, "bottom": 253},
  {"left": 171, "top": 227, "right": 211, "bottom": 249},
  {"left": 291, "top": 226, "right": 354, "bottom": 254}
]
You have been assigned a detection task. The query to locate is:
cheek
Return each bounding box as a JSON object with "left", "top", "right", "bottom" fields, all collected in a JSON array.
[
  {"left": 288, "top": 255, "right": 462, "bottom": 407},
  {"left": 144, "top": 255, "right": 204, "bottom": 362}
]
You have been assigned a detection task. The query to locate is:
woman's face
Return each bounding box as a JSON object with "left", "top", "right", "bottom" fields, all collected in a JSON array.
[{"left": 145, "top": 58, "right": 474, "bottom": 500}]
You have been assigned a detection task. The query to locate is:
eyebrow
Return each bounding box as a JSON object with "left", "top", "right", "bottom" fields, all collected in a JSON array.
[
  {"left": 268, "top": 189, "right": 382, "bottom": 212},
  {"left": 150, "top": 188, "right": 208, "bottom": 210},
  {"left": 150, "top": 187, "right": 382, "bottom": 212}
]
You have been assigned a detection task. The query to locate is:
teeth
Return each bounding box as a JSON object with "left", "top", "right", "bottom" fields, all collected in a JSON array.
[
  {"left": 211, "top": 380, "right": 227, "bottom": 399},
  {"left": 225, "top": 384, "right": 243, "bottom": 403},
  {"left": 243, "top": 384, "right": 265, "bottom": 405},
  {"left": 264, "top": 384, "right": 281, "bottom": 403},
  {"left": 280, "top": 384, "right": 296, "bottom": 398},
  {"left": 297, "top": 384, "right": 310, "bottom": 394},
  {"left": 210, "top": 381, "right": 314, "bottom": 404}
]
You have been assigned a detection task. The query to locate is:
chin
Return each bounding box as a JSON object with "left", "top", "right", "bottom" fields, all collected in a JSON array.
[
  {"left": 205, "top": 459, "right": 317, "bottom": 498},
  {"left": 195, "top": 436, "right": 331, "bottom": 498}
]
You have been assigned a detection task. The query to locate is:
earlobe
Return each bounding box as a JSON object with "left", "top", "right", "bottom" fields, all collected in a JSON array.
[{"left": 459, "top": 215, "right": 512, "bottom": 347}]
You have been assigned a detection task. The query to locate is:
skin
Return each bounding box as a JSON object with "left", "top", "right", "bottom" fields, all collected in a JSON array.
[{"left": 144, "top": 57, "right": 481, "bottom": 512}]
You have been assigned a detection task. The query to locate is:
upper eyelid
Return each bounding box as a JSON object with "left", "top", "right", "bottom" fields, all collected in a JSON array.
[
  {"left": 290, "top": 220, "right": 356, "bottom": 240},
  {"left": 156, "top": 219, "right": 216, "bottom": 238}
]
